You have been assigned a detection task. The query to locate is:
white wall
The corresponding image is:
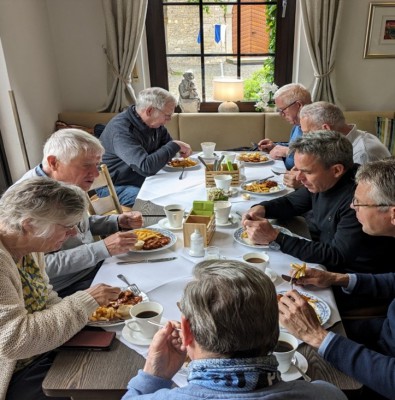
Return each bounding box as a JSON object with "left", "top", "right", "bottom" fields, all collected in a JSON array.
[
  {"left": 295, "top": 0, "right": 395, "bottom": 111},
  {"left": 0, "top": 0, "right": 394, "bottom": 182}
]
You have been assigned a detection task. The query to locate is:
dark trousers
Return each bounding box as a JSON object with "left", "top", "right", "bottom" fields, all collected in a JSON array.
[{"left": 6, "top": 352, "right": 69, "bottom": 400}]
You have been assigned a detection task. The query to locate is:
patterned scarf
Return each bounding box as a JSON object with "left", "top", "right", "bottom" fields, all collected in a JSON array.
[{"left": 188, "top": 355, "right": 281, "bottom": 392}]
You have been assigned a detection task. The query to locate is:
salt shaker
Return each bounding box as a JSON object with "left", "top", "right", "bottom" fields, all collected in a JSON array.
[{"left": 189, "top": 229, "right": 205, "bottom": 257}]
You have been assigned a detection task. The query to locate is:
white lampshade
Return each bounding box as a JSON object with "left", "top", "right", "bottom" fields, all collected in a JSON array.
[{"left": 212, "top": 77, "right": 244, "bottom": 112}]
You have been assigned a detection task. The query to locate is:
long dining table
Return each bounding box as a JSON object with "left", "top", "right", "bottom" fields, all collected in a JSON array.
[{"left": 42, "top": 156, "right": 363, "bottom": 399}]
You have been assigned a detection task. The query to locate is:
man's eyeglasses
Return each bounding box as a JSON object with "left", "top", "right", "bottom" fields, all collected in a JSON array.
[
  {"left": 56, "top": 223, "right": 78, "bottom": 232},
  {"left": 351, "top": 197, "right": 392, "bottom": 208},
  {"left": 277, "top": 101, "right": 298, "bottom": 115},
  {"left": 154, "top": 108, "right": 173, "bottom": 119}
]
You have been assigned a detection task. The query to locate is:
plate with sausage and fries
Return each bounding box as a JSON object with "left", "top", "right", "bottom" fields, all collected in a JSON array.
[
  {"left": 237, "top": 152, "right": 273, "bottom": 165},
  {"left": 241, "top": 180, "right": 286, "bottom": 195},
  {"left": 88, "top": 289, "right": 149, "bottom": 327},
  {"left": 164, "top": 157, "right": 200, "bottom": 171},
  {"left": 128, "top": 228, "right": 177, "bottom": 253},
  {"left": 277, "top": 290, "right": 331, "bottom": 326}
]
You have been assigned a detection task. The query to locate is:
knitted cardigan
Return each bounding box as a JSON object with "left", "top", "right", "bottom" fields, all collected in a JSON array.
[{"left": 0, "top": 240, "right": 98, "bottom": 399}]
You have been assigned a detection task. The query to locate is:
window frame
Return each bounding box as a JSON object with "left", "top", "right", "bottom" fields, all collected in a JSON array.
[{"left": 146, "top": 0, "right": 296, "bottom": 112}]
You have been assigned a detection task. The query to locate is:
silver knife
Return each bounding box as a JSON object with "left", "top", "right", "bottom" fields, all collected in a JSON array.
[{"left": 116, "top": 256, "right": 177, "bottom": 265}]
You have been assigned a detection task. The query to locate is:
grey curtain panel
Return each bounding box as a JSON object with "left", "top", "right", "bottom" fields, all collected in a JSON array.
[
  {"left": 100, "top": 0, "right": 148, "bottom": 112},
  {"left": 300, "top": 0, "right": 343, "bottom": 104}
]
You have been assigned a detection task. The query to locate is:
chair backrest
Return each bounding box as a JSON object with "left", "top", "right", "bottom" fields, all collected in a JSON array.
[{"left": 87, "top": 164, "right": 123, "bottom": 216}]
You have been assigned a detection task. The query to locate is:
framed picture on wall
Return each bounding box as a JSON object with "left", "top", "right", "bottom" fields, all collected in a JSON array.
[{"left": 364, "top": 2, "right": 395, "bottom": 58}]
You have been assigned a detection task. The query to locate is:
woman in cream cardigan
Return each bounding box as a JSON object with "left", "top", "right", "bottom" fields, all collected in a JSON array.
[{"left": 0, "top": 178, "right": 121, "bottom": 400}]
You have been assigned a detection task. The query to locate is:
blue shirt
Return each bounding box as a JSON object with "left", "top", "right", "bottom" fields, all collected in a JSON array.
[{"left": 283, "top": 125, "right": 303, "bottom": 170}]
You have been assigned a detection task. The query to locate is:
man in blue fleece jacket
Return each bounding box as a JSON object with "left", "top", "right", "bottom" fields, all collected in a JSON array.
[
  {"left": 279, "top": 158, "right": 395, "bottom": 400},
  {"left": 121, "top": 260, "right": 346, "bottom": 400}
]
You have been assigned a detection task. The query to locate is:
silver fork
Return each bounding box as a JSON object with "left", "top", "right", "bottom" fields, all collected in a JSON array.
[
  {"left": 271, "top": 169, "right": 286, "bottom": 175},
  {"left": 179, "top": 167, "right": 185, "bottom": 180},
  {"left": 117, "top": 274, "right": 142, "bottom": 295}
]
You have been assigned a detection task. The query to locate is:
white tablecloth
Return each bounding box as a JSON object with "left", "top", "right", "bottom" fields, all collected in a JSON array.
[{"left": 91, "top": 157, "right": 341, "bottom": 386}]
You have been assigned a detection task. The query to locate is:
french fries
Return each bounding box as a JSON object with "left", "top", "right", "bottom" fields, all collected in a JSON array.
[
  {"left": 243, "top": 180, "right": 279, "bottom": 193},
  {"left": 168, "top": 158, "right": 197, "bottom": 168},
  {"left": 238, "top": 152, "right": 269, "bottom": 163},
  {"left": 290, "top": 262, "right": 307, "bottom": 279},
  {"left": 89, "top": 306, "right": 121, "bottom": 322},
  {"left": 133, "top": 229, "right": 162, "bottom": 242}
]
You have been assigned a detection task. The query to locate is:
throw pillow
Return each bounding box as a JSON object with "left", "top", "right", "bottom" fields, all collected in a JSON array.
[
  {"left": 376, "top": 117, "right": 395, "bottom": 156},
  {"left": 54, "top": 120, "right": 94, "bottom": 135}
]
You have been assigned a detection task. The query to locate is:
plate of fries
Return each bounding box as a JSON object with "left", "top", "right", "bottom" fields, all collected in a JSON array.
[
  {"left": 128, "top": 227, "right": 176, "bottom": 253},
  {"left": 233, "top": 226, "right": 292, "bottom": 248},
  {"left": 164, "top": 157, "right": 200, "bottom": 171},
  {"left": 241, "top": 180, "right": 286, "bottom": 195},
  {"left": 237, "top": 152, "right": 272, "bottom": 164},
  {"left": 277, "top": 290, "right": 331, "bottom": 326},
  {"left": 88, "top": 289, "right": 149, "bottom": 327}
]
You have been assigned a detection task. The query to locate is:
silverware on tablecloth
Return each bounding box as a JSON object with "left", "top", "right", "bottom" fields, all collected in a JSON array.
[
  {"left": 116, "top": 274, "right": 142, "bottom": 295},
  {"left": 179, "top": 167, "right": 185, "bottom": 180},
  {"left": 271, "top": 169, "right": 286, "bottom": 176},
  {"left": 116, "top": 257, "right": 177, "bottom": 265}
]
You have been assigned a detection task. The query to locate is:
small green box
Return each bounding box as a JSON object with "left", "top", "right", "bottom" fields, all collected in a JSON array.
[{"left": 190, "top": 201, "right": 214, "bottom": 216}]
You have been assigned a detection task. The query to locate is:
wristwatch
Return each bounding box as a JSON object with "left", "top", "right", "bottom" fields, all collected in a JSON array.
[{"left": 268, "top": 232, "right": 284, "bottom": 251}]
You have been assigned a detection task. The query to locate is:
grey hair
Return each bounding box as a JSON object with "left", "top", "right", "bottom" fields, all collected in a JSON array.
[
  {"left": 355, "top": 158, "right": 395, "bottom": 207},
  {"left": 179, "top": 260, "right": 279, "bottom": 357},
  {"left": 289, "top": 130, "right": 354, "bottom": 170},
  {"left": 42, "top": 129, "right": 104, "bottom": 168},
  {"left": 273, "top": 83, "right": 311, "bottom": 105},
  {"left": 0, "top": 178, "right": 87, "bottom": 237},
  {"left": 300, "top": 102, "right": 346, "bottom": 131},
  {"left": 135, "top": 87, "right": 177, "bottom": 113}
]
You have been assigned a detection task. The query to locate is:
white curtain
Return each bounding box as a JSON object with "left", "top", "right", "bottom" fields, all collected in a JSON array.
[
  {"left": 100, "top": 0, "right": 148, "bottom": 112},
  {"left": 300, "top": 0, "right": 343, "bottom": 103}
]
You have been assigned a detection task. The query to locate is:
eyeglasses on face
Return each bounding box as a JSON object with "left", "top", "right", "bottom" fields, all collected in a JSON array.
[
  {"left": 351, "top": 197, "right": 392, "bottom": 208},
  {"left": 277, "top": 101, "right": 298, "bottom": 115},
  {"left": 154, "top": 107, "right": 173, "bottom": 119},
  {"left": 56, "top": 223, "right": 78, "bottom": 232}
]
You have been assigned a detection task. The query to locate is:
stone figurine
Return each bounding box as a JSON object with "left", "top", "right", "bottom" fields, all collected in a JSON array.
[{"left": 178, "top": 71, "right": 200, "bottom": 113}]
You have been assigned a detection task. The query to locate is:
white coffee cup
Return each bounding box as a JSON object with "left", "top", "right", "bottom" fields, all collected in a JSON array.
[
  {"left": 273, "top": 331, "right": 299, "bottom": 373},
  {"left": 164, "top": 204, "right": 185, "bottom": 228},
  {"left": 221, "top": 151, "right": 236, "bottom": 164},
  {"left": 125, "top": 301, "right": 164, "bottom": 339},
  {"left": 214, "top": 175, "right": 232, "bottom": 191},
  {"left": 201, "top": 142, "right": 216, "bottom": 158},
  {"left": 242, "top": 252, "right": 269, "bottom": 273},
  {"left": 214, "top": 200, "right": 232, "bottom": 225}
]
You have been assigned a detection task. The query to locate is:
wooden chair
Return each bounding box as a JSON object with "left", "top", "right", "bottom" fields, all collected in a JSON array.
[{"left": 87, "top": 164, "right": 123, "bottom": 216}]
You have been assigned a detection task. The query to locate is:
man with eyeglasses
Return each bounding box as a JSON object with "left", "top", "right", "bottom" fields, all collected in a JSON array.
[
  {"left": 15, "top": 129, "right": 143, "bottom": 297},
  {"left": 257, "top": 83, "right": 311, "bottom": 170},
  {"left": 278, "top": 158, "right": 395, "bottom": 400},
  {"left": 100, "top": 87, "right": 192, "bottom": 207},
  {"left": 242, "top": 131, "right": 394, "bottom": 313}
]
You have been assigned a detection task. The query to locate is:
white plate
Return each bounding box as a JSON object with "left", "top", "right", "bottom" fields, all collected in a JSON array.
[
  {"left": 241, "top": 180, "right": 286, "bottom": 196},
  {"left": 122, "top": 317, "right": 167, "bottom": 346},
  {"left": 233, "top": 225, "right": 292, "bottom": 249},
  {"left": 163, "top": 157, "right": 200, "bottom": 171},
  {"left": 237, "top": 153, "right": 273, "bottom": 165},
  {"left": 127, "top": 228, "right": 177, "bottom": 253},
  {"left": 87, "top": 291, "right": 149, "bottom": 327},
  {"left": 281, "top": 351, "right": 308, "bottom": 381},
  {"left": 277, "top": 290, "right": 331, "bottom": 326},
  {"left": 158, "top": 218, "right": 183, "bottom": 231},
  {"left": 265, "top": 267, "right": 278, "bottom": 283}
]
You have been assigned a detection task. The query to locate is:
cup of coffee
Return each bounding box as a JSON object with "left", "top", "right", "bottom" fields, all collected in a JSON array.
[
  {"left": 201, "top": 142, "right": 216, "bottom": 158},
  {"left": 214, "top": 200, "right": 232, "bottom": 225},
  {"left": 125, "top": 301, "right": 164, "bottom": 339},
  {"left": 273, "top": 331, "right": 299, "bottom": 373},
  {"left": 164, "top": 204, "right": 185, "bottom": 229},
  {"left": 242, "top": 252, "right": 269, "bottom": 273},
  {"left": 214, "top": 175, "right": 232, "bottom": 192}
]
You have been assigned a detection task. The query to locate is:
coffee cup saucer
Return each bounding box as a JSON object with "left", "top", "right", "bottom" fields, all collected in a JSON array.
[
  {"left": 122, "top": 317, "right": 168, "bottom": 346},
  {"left": 216, "top": 213, "right": 239, "bottom": 227},
  {"left": 280, "top": 351, "right": 308, "bottom": 381},
  {"left": 265, "top": 267, "right": 278, "bottom": 283},
  {"left": 158, "top": 218, "right": 183, "bottom": 231}
]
